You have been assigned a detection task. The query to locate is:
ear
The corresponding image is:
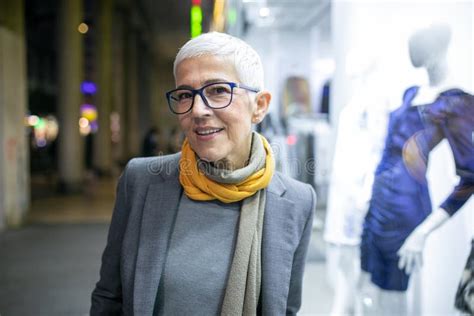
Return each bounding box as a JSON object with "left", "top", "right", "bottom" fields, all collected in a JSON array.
[{"left": 252, "top": 90, "right": 271, "bottom": 124}]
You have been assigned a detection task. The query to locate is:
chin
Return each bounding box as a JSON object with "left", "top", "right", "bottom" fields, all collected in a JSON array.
[
  {"left": 194, "top": 147, "right": 226, "bottom": 163},
  {"left": 199, "top": 154, "right": 225, "bottom": 164}
]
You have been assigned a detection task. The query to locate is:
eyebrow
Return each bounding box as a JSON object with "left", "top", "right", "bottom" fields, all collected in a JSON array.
[{"left": 176, "top": 78, "right": 231, "bottom": 90}]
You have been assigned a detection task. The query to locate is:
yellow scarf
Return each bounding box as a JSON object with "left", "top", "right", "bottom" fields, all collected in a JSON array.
[{"left": 179, "top": 134, "right": 275, "bottom": 203}]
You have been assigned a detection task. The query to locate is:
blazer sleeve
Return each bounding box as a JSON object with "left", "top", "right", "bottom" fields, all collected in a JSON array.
[
  {"left": 91, "top": 161, "right": 132, "bottom": 315},
  {"left": 286, "top": 184, "right": 316, "bottom": 315}
]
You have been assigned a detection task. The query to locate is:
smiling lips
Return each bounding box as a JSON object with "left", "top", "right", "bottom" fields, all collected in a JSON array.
[{"left": 195, "top": 127, "right": 224, "bottom": 136}]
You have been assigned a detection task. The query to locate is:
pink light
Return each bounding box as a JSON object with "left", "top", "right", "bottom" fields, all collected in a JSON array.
[{"left": 286, "top": 135, "right": 298, "bottom": 146}]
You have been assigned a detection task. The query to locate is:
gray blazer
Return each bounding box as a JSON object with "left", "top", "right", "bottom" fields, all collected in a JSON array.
[{"left": 91, "top": 153, "right": 315, "bottom": 315}]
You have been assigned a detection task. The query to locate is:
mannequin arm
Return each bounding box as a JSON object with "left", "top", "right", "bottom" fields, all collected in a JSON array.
[{"left": 397, "top": 208, "right": 450, "bottom": 274}]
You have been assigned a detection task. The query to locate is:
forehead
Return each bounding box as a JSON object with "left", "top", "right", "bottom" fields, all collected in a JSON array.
[{"left": 175, "top": 55, "right": 239, "bottom": 87}]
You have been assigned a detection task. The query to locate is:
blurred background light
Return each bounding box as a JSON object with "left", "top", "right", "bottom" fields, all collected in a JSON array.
[
  {"left": 77, "top": 22, "right": 89, "bottom": 34},
  {"left": 212, "top": 0, "right": 226, "bottom": 32},
  {"left": 27, "top": 115, "right": 39, "bottom": 127},
  {"left": 80, "top": 104, "right": 98, "bottom": 122},
  {"left": 227, "top": 7, "right": 237, "bottom": 27},
  {"left": 259, "top": 7, "right": 270, "bottom": 18},
  {"left": 191, "top": 3, "right": 203, "bottom": 38},
  {"left": 81, "top": 81, "right": 97, "bottom": 95},
  {"left": 78, "top": 117, "right": 89, "bottom": 129},
  {"left": 286, "top": 134, "right": 298, "bottom": 146}
]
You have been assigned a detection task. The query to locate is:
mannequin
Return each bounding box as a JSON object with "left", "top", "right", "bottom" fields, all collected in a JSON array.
[
  {"left": 358, "top": 23, "right": 474, "bottom": 315},
  {"left": 324, "top": 51, "right": 392, "bottom": 316},
  {"left": 396, "top": 24, "right": 455, "bottom": 273}
]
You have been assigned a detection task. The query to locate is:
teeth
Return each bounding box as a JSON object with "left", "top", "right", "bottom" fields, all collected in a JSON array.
[{"left": 196, "top": 128, "right": 222, "bottom": 135}]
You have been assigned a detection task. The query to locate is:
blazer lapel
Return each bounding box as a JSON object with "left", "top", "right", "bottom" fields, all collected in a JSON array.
[
  {"left": 133, "top": 166, "right": 182, "bottom": 315},
  {"left": 261, "top": 174, "right": 297, "bottom": 315}
]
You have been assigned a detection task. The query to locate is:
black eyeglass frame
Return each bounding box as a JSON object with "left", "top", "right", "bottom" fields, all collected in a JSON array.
[{"left": 165, "top": 81, "right": 260, "bottom": 115}]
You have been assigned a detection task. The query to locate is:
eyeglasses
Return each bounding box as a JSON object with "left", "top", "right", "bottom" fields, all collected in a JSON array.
[{"left": 166, "top": 81, "right": 259, "bottom": 115}]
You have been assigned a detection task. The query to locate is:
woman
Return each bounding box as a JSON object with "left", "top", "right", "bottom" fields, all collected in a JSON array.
[{"left": 91, "top": 32, "right": 316, "bottom": 316}]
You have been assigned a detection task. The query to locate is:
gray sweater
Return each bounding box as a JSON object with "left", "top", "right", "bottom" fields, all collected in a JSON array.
[{"left": 154, "top": 194, "right": 241, "bottom": 315}]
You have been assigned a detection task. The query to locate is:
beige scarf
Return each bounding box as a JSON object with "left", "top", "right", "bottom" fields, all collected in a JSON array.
[{"left": 182, "top": 132, "right": 274, "bottom": 315}]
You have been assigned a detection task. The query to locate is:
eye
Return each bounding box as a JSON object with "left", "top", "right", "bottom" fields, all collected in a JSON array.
[
  {"left": 208, "top": 84, "right": 231, "bottom": 95},
  {"left": 175, "top": 91, "right": 193, "bottom": 101}
]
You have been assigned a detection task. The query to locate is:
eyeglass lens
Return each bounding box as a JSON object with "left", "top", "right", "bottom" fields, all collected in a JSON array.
[{"left": 169, "top": 82, "right": 233, "bottom": 114}]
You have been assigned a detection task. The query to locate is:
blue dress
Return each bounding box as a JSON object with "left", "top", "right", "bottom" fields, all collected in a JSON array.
[{"left": 361, "top": 87, "right": 474, "bottom": 291}]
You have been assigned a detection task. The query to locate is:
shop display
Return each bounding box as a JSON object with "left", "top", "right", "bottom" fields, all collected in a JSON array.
[
  {"left": 359, "top": 23, "right": 474, "bottom": 315},
  {"left": 361, "top": 85, "right": 473, "bottom": 290}
]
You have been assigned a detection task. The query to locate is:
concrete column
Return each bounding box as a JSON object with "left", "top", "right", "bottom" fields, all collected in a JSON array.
[
  {"left": 124, "top": 28, "right": 140, "bottom": 158},
  {"left": 111, "top": 9, "right": 127, "bottom": 165},
  {"left": 0, "top": 0, "right": 30, "bottom": 229},
  {"left": 138, "top": 44, "right": 152, "bottom": 142},
  {"left": 93, "top": 0, "right": 113, "bottom": 174},
  {"left": 155, "top": 59, "right": 177, "bottom": 138},
  {"left": 149, "top": 59, "right": 165, "bottom": 144},
  {"left": 57, "top": 0, "right": 84, "bottom": 192}
]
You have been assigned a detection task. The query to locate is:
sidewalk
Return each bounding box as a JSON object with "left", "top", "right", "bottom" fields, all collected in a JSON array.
[
  {"left": 0, "top": 178, "right": 117, "bottom": 316},
  {"left": 0, "top": 223, "right": 108, "bottom": 316},
  {"left": 27, "top": 177, "right": 117, "bottom": 225}
]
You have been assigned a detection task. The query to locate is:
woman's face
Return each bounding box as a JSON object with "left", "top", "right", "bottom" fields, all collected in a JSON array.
[{"left": 175, "top": 55, "right": 270, "bottom": 170}]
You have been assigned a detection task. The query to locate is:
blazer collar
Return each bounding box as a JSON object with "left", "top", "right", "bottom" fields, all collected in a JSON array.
[{"left": 266, "top": 171, "right": 287, "bottom": 197}]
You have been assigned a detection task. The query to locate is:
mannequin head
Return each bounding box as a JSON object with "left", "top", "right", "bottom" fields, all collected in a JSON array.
[{"left": 408, "top": 23, "right": 451, "bottom": 85}]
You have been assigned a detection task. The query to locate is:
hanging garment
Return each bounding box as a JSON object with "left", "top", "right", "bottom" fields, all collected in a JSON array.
[
  {"left": 361, "top": 87, "right": 474, "bottom": 291},
  {"left": 324, "top": 103, "right": 388, "bottom": 245}
]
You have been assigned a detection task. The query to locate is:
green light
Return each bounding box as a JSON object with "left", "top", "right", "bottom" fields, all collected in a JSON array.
[
  {"left": 228, "top": 8, "right": 237, "bottom": 26},
  {"left": 191, "top": 5, "right": 202, "bottom": 22},
  {"left": 191, "top": 5, "right": 202, "bottom": 38},
  {"left": 36, "top": 118, "right": 46, "bottom": 129}
]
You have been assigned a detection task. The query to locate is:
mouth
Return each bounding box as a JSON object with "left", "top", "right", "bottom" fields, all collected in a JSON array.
[{"left": 194, "top": 127, "right": 225, "bottom": 136}]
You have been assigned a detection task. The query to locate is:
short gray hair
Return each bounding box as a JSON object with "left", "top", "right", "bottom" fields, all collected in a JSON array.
[{"left": 173, "top": 32, "right": 265, "bottom": 90}]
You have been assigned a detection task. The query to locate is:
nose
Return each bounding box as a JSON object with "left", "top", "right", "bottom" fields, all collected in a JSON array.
[{"left": 190, "top": 92, "right": 212, "bottom": 117}]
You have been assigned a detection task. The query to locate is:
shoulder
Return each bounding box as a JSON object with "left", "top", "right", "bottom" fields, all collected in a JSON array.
[
  {"left": 124, "top": 153, "right": 181, "bottom": 184},
  {"left": 438, "top": 89, "right": 473, "bottom": 107},
  {"left": 275, "top": 172, "right": 315, "bottom": 198},
  {"left": 426, "top": 89, "right": 473, "bottom": 121},
  {"left": 272, "top": 172, "right": 316, "bottom": 216},
  {"left": 439, "top": 88, "right": 471, "bottom": 98}
]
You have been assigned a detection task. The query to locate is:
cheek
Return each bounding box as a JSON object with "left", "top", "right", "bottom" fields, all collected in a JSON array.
[
  {"left": 224, "top": 114, "right": 252, "bottom": 140},
  {"left": 178, "top": 117, "right": 190, "bottom": 133}
]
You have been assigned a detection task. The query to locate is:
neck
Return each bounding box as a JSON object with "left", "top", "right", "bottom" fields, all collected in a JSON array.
[
  {"left": 212, "top": 133, "right": 254, "bottom": 171},
  {"left": 411, "top": 60, "right": 451, "bottom": 106},
  {"left": 426, "top": 59, "right": 448, "bottom": 86},
  {"left": 210, "top": 158, "right": 243, "bottom": 171}
]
